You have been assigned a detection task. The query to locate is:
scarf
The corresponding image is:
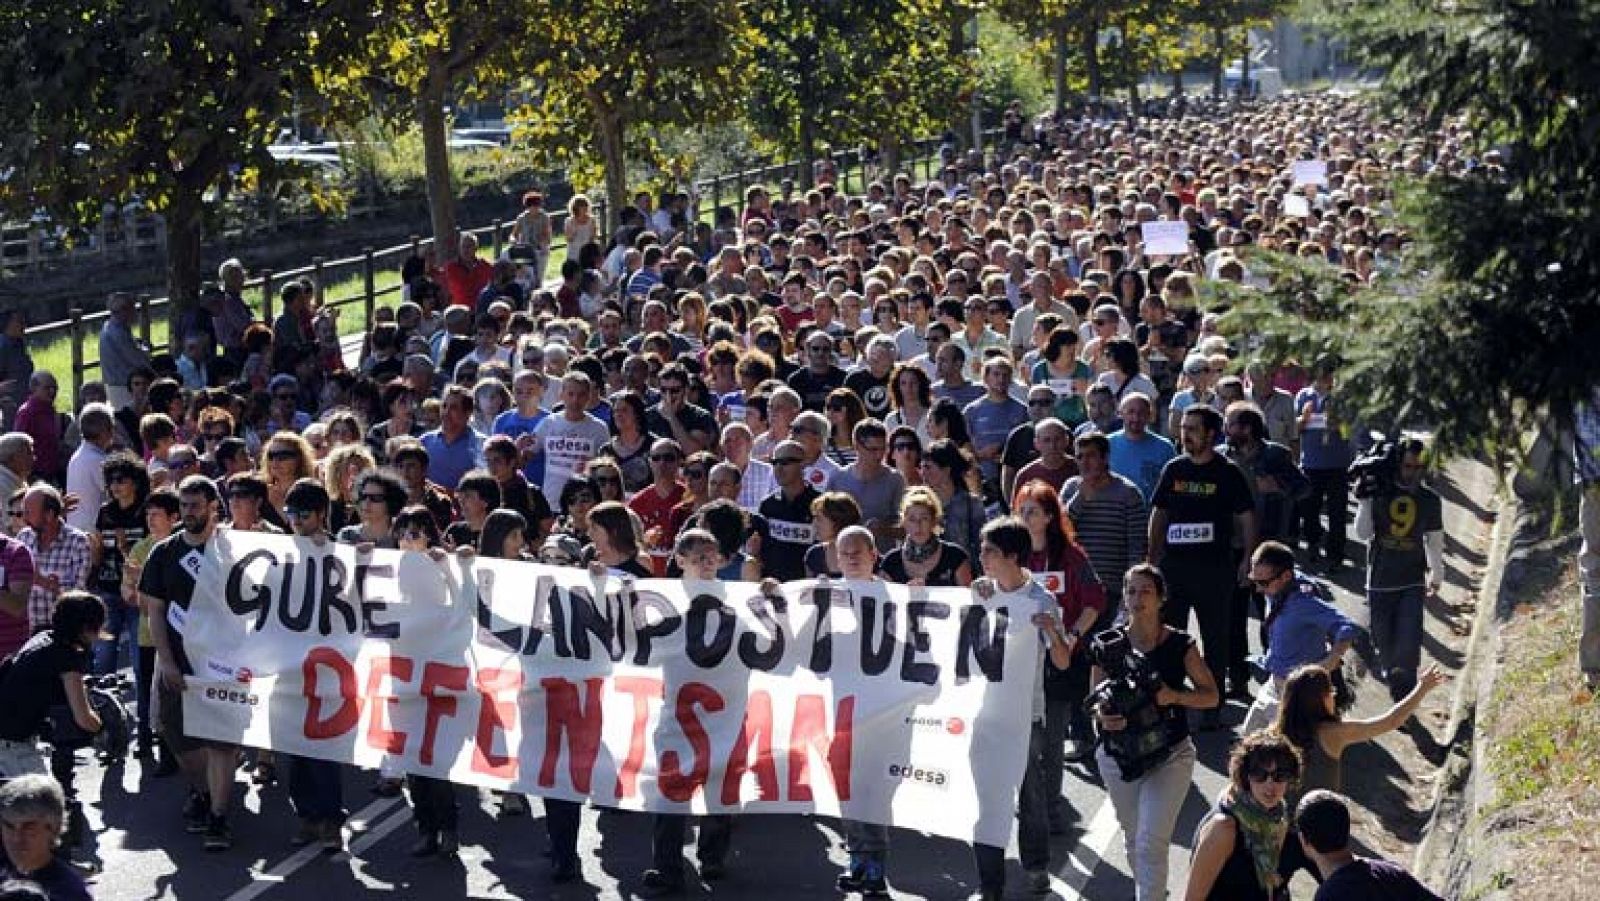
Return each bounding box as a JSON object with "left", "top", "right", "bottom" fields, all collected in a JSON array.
[{"left": 1219, "top": 784, "right": 1289, "bottom": 896}]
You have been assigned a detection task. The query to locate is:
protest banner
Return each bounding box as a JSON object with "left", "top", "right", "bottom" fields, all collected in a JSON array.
[
  {"left": 1141, "top": 221, "right": 1190, "bottom": 256},
  {"left": 178, "top": 531, "right": 1042, "bottom": 848}
]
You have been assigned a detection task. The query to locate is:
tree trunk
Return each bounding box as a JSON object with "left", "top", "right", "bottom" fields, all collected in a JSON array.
[
  {"left": 798, "top": 68, "right": 818, "bottom": 190},
  {"left": 1212, "top": 26, "right": 1226, "bottom": 97},
  {"left": 1172, "top": 66, "right": 1185, "bottom": 97},
  {"left": 1083, "top": 20, "right": 1103, "bottom": 99},
  {"left": 164, "top": 182, "right": 204, "bottom": 351},
  {"left": 588, "top": 89, "right": 628, "bottom": 235},
  {"left": 879, "top": 134, "right": 901, "bottom": 177},
  {"left": 418, "top": 56, "right": 457, "bottom": 264},
  {"left": 1241, "top": 32, "right": 1252, "bottom": 97},
  {"left": 1052, "top": 21, "right": 1069, "bottom": 116}
]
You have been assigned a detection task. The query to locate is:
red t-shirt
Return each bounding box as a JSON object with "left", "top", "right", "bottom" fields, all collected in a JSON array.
[
  {"left": 628, "top": 482, "right": 686, "bottom": 540},
  {"left": 442, "top": 258, "right": 494, "bottom": 308}
]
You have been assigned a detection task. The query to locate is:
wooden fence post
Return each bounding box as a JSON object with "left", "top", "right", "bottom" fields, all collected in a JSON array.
[
  {"left": 260, "top": 268, "right": 275, "bottom": 324},
  {"left": 69, "top": 308, "right": 83, "bottom": 403},
  {"left": 491, "top": 219, "right": 503, "bottom": 258},
  {"left": 363, "top": 247, "right": 376, "bottom": 333},
  {"left": 311, "top": 257, "right": 326, "bottom": 305}
]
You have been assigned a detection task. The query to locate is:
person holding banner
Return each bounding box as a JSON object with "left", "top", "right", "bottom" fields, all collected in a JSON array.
[
  {"left": 640, "top": 528, "right": 737, "bottom": 896},
  {"left": 138, "top": 474, "right": 241, "bottom": 852},
  {"left": 278, "top": 478, "right": 350, "bottom": 853},
  {"left": 832, "top": 525, "right": 894, "bottom": 899},
  {"left": 584, "top": 501, "right": 653, "bottom": 579},
  {"left": 969, "top": 516, "right": 1075, "bottom": 900},
  {"left": 757, "top": 440, "right": 821, "bottom": 582},
  {"left": 1091, "top": 564, "right": 1220, "bottom": 901}
]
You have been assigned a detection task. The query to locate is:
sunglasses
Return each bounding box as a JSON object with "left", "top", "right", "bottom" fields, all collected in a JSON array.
[
  {"left": 1029, "top": 399, "right": 1055, "bottom": 408},
  {"left": 593, "top": 476, "right": 621, "bottom": 485},
  {"left": 399, "top": 528, "right": 431, "bottom": 542},
  {"left": 1247, "top": 767, "right": 1297, "bottom": 785},
  {"left": 169, "top": 458, "right": 197, "bottom": 468},
  {"left": 6, "top": 509, "right": 19, "bottom": 518},
  {"left": 283, "top": 507, "right": 313, "bottom": 520},
  {"left": 267, "top": 450, "right": 297, "bottom": 461},
  {"left": 772, "top": 457, "right": 804, "bottom": 466}
]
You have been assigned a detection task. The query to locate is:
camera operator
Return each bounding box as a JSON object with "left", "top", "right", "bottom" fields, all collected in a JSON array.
[
  {"left": 1241, "top": 542, "right": 1360, "bottom": 734},
  {"left": 1352, "top": 437, "right": 1443, "bottom": 702},
  {"left": 1090, "top": 564, "right": 1219, "bottom": 901},
  {"left": 0, "top": 592, "right": 104, "bottom": 779}
]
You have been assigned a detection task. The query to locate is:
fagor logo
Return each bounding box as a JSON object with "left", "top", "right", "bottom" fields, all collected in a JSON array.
[
  {"left": 904, "top": 714, "right": 966, "bottom": 736},
  {"left": 235, "top": 667, "right": 254, "bottom": 684},
  {"left": 886, "top": 762, "right": 950, "bottom": 790}
]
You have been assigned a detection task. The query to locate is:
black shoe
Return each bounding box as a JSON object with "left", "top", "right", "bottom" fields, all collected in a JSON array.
[
  {"left": 182, "top": 791, "right": 210, "bottom": 834},
  {"left": 437, "top": 829, "right": 459, "bottom": 858},
  {"left": 152, "top": 754, "right": 179, "bottom": 778},
  {"left": 836, "top": 868, "right": 864, "bottom": 892},
  {"left": 638, "top": 869, "right": 685, "bottom": 897},
  {"left": 699, "top": 859, "right": 726, "bottom": 881},
  {"left": 409, "top": 833, "right": 440, "bottom": 857},
  {"left": 203, "top": 814, "right": 232, "bottom": 852},
  {"left": 550, "top": 858, "right": 581, "bottom": 884}
]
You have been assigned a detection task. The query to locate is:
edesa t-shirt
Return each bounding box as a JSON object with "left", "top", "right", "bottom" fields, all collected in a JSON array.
[
  {"left": 533, "top": 414, "right": 611, "bottom": 501},
  {"left": 1151, "top": 453, "right": 1253, "bottom": 563}
]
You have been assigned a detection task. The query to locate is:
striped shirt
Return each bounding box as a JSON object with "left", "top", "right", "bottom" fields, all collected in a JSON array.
[{"left": 1060, "top": 474, "right": 1148, "bottom": 598}]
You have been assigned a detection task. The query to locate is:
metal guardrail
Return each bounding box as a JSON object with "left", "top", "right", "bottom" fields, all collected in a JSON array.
[{"left": 38, "top": 131, "right": 999, "bottom": 401}]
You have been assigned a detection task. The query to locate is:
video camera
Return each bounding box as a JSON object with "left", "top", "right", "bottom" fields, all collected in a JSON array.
[
  {"left": 1347, "top": 435, "right": 1402, "bottom": 499},
  {"left": 1088, "top": 630, "right": 1173, "bottom": 782}
]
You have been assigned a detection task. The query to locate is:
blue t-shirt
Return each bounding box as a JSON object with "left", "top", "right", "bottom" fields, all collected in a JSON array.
[
  {"left": 494, "top": 408, "right": 549, "bottom": 486},
  {"left": 1108, "top": 430, "right": 1177, "bottom": 501},
  {"left": 1295, "top": 388, "right": 1353, "bottom": 471},
  {"left": 963, "top": 396, "right": 1029, "bottom": 479},
  {"left": 420, "top": 427, "right": 485, "bottom": 491}
]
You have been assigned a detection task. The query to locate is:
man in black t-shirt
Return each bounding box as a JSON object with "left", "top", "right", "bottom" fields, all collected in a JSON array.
[
  {"left": 138, "top": 474, "right": 238, "bottom": 850},
  {"left": 0, "top": 594, "right": 104, "bottom": 779},
  {"left": 757, "top": 440, "right": 820, "bottom": 582},
  {"left": 787, "top": 333, "right": 847, "bottom": 412},
  {"left": 1296, "top": 790, "right": 1443, "bottom": 901},
  {"left": 1148, "top": 405, "right": 1256, "bottom": 729}
]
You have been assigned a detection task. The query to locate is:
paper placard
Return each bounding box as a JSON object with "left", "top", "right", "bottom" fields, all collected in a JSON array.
[
  {"left": 1282, "top": 194, "right": 1311, "bottom": 218},
  {"left": 1141, "top": 221, "right": 1190, "bottom": 256},
  {"left": 1291, "top": 160, "right": 1328, "bottom": 187}
]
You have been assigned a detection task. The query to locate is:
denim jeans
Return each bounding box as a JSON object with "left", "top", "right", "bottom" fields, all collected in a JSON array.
[
  {"left": 1367, "top": 584, "right": 1426, "bottom": 699},
  {"left": 288, "top": 756, "right": 345, "bottom": 822},
  {"left": 92, "top": 596, "right": 139, "bottom": 675}
]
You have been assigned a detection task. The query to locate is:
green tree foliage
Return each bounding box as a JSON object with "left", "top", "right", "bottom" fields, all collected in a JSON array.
[
  {"left": 1221, "top": 0, "right": 1600, "bottom": 462},
  {"left": 511, "top": 0, "right": 756, "bottom": 230},
  {"left": 0, "top": 0, "right": 374, "bottom": 326},
  {"left": 748, "top": 0, "right": 975, "bottom": 184}
]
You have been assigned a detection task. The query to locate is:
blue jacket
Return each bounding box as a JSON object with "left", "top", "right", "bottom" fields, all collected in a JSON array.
[{"left": 1262, "top": 573, "right": 1360, "bottom": 679}]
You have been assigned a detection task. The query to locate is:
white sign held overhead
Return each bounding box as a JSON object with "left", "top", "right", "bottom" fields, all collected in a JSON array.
[
  {"left": 1291, "top": 160, "right": 1328, "bottom": 187},
  {"left": 1283, "top": 194, "right": 1311, "bottom": 218},
  {"left": 1141, "top": 221, "right": 1190, "bottom": 256}
]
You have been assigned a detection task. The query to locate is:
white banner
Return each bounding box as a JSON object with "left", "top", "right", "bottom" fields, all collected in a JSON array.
[
  {"left": 1141, "top": 221, "right": 1190, "bottom": 256},
  {"left": 179, "top": 531, "right": 1041, "bottom": 848}
]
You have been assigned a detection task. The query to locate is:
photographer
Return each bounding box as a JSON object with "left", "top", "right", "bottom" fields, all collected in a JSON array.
[
  {"left": 1352, "top": 437, "right": 1443, "bottom": 702},
  {"left": 0, "top": 592, "right": 104, "bottom": 779},
  {"left": 1091, "top": 564, "right": 1219, "bottom": 901}
]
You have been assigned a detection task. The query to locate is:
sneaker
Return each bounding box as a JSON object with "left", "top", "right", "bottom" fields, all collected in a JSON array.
[
  {"left": 291, "top": 819, "right": 320, "bottom": 848},
  {"left": 1025, "top": 868, "right": 1051, "bottom": 894},
  {"left": 638, "top": 869, "right": 685, "bottom": 897},
  {"left": 437, "top": 829, "right": 460, "bottom": 858},
  {"left": 320, "top": 819, "right": 344, "bottom": 853},
  {"left": 182, "top": 791, "right": 210, "bottom": 834},
  {"left": 203, "top": 814, "right": 232, "bottom": 852},
  {"left": 859, "top": 861, "right": 889, "bottom": 898}
]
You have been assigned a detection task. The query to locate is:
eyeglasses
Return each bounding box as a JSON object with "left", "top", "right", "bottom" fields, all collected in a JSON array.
[
  {"left": 1250, "top": 570, "right": 1285, "bottom": 589},
  {"left": 593, "top": 475, "right": 621, "bottom": 486},
  {"left": 772, "top": 457, "right": 804, "bottom": 466},
  {"left": 683, "top": 468, "right": 707, "bottom": 479},
  {"left": 169, "top": 458, "right": 197, "bottom": 468},
  {"left": 399, "top": 528, "right": 430, "bottom": 542},
  {"left": 1247, "top": 767, "right": 1297, "bottom": 785},
  {"left": 283, "top": 507, "right": 312, "bottom": 520}
]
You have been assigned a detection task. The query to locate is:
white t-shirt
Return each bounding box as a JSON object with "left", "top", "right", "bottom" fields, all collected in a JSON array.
[{"left": 533, "top": 413, "right": 612, "bottom": 500}]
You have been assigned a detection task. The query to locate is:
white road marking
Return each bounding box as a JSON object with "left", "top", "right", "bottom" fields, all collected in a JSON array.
[
  {"left": 222, "top": 797, "right": 402, "bottom": 901},
  {"left": 1052, "top": 794, "right": 1123, "bottom": 899}
]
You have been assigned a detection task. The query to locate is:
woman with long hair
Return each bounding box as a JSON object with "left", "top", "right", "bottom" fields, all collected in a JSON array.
[
  {"left": 919, "top": 439, "right": 985, "bottom": 569},
  {"left": 92, "top": 452, "right": 150, "bottom": 677},
  {"left": 927, "top": 397, "right": 976, "bottom": 459},
  {"left": 1013, "top": 479, "right": 1109, "bottom": 825},
  {"left": 823, "top": 388, "right": 866, "bottom": 468},
  {"left": 1031, "top": 325, "right": 1092, "bottom": 428},
  {"left": 564, "top": 193, "right": 597, "bottom": 264},
  {"left": 259, "top": 432, "right": 316, "bottom": 531},
  {"left": 1272, "top": 662, "right": 1445, "bottom": 802},
  {"left": 880, "top": 487, "right": 972, "bottom": 587},
  {"left": 884, "top": 365, "right": 934, "bottom": 446},
  {"left": 587, "top": 457, "right": 628, "bottom": 504},
  {"left": 604, "top": 393, "right": 653, "bottom": 493},
  {"left": 321, "top": 444, "right": 376, "bottom": 534},
  {"left": 585, "top": 501, "right": 653, "bottom": 578}
]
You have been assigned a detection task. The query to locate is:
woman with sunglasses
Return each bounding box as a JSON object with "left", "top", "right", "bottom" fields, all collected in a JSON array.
[
  {"left": 553, "top": 475, "right": 598, "bottom": 551},
  {"left": 822, "top": 388, "right": 865, "bottom": 468},
  {"left": 258, "top": 433, "right": 316, "bottom": 532},
  {"left": 91, "top": 453, "right": 149, "bottom": 677},
  {"left": 886, "top": 426, "right": 924, "bottom": 488},
  {"left": 1184, "top": 731, "right": 1303, "bottom": 901},
  {"left": 321, "top": 444, "right": 376, "bottom": 534},
  {"left": 663, "top": 451, "right": 716, "bottom": 551},
  {"left": 1091, "top": 564, "right": 1219, "bottom": 901},
  {"left": 335, "top": 469, "right": 407, "bottom": 551},
  {"left": 587, "top": 458, "right": 627, "bottom": 505}
]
